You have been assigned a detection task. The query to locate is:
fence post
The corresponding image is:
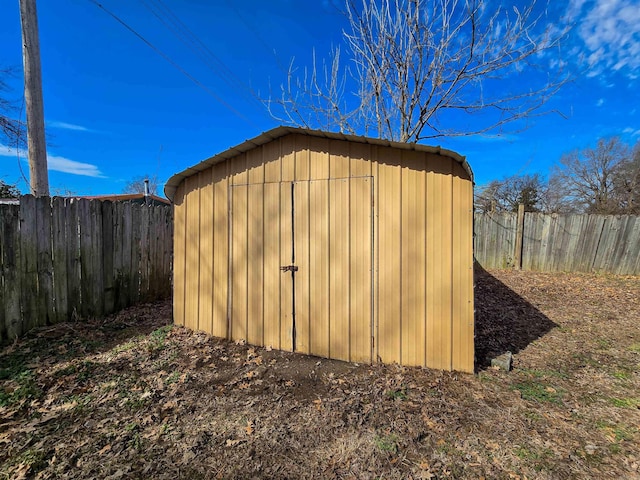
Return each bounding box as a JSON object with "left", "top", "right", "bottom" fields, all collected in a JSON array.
[{"left": 514, "top": 204, "right": 525, "bottom": 270}]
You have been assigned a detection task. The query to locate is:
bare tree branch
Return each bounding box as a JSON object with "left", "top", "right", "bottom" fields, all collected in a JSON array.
[
  {"left": 613, "top": 142, "right": 640, "bottom": 214},
  {"left": 551, "top": 137, "right": 634, "bottom": 214},
  {"left": 123, "top": 174, "right": 160, "bottom": 195},
  {"left": 265, "top": 0, "right": 570, "bottom": 142},
  {"left": 0, "top": 67, "right": 26, "bottom": 148},
  {"left": 475, "top": 173, "right": 545, "bottom": 213}
]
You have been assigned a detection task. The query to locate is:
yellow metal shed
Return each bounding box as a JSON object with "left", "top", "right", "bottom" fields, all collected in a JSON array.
[{"left": 165, "top": 127, "right": 474, "bottom": 372}]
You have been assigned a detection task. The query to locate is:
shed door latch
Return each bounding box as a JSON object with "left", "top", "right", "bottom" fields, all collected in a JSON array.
[{"left": 280, "top": 265, "right": 298, "bottom": 273}]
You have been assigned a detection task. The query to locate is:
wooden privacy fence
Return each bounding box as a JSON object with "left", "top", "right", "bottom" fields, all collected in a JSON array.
[
  {"left": 475, "top": 209, "right": 640, "bottom": 274},
  {"left": 0, "top": 196, "right": 173, "bottom": 341}
]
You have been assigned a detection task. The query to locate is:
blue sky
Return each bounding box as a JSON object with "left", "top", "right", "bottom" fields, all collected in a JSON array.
[{"left": 0, "top": 0, "right": 639, "bottom": 195}]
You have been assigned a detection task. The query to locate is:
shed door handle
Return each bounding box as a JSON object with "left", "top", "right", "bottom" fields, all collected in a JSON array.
[{"left": 280, "top": 265, "right": 298, "bottom": 273}]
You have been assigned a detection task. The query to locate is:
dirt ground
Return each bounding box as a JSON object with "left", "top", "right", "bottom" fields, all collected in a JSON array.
[{"left": 1, "top": 268, "right": 639, "bottom": 479}]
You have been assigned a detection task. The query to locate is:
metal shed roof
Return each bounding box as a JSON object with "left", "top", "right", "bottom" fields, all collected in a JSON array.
[{"left": 164, "top": 126, "right": 472, "bottom": 201}]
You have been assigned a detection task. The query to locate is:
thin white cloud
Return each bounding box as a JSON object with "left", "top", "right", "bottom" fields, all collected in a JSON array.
[
  {"left": 454, "top": 134, "right": 519, "bottom": 143},
  {"left": 566, "top": 0, "right": 588, "bottom": 19},
  {"left": 0, "top": 144, "right": 105, "bottom": 178},
  {"left": 0, "top": 144, "right": 23, "bottom": 159},
  {"left": 47, "top": 154, "right": 105, "bottom": 177},
  {"left": 622, "top": 127, "right": 640, "bottom": 137},
  {"left": 47, "top": 121, "right": 92, "bottom": 132},
  {"left": 596, "top": 98, "right": 605, "bottom": 106},
  {"left": 567, "top": 0, "right": 640, "bottom": 78}
]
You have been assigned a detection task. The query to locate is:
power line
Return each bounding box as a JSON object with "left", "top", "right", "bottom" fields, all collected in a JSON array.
[
  {"left": 88, "top": 0, "right": 257, "bottom": 127},
  {"left": 224, "top": 0, "right": 288, "bottom": 76},
  {"left": 141, "top": 0, "right": 261, "bottom": 109},
  {"left": 16, "top": 94, "right": 30, "bottom": 188}
]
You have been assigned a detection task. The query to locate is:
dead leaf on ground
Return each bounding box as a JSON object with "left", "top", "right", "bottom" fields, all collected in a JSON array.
[
  {"left": 245, "top": 420, "right": 254, "bottom": 435},
  {"left": 225, "top": 439, "right": 244, "bottom": 447}
]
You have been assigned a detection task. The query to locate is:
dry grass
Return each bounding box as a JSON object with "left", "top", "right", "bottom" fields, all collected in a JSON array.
[{"left": 1, "top": 268, "right": 639, "bottom": 479}]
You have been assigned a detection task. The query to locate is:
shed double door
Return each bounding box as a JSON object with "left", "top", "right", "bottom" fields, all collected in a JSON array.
[{"left": 230, "top": 177, "right": 373, "bottom": 363}]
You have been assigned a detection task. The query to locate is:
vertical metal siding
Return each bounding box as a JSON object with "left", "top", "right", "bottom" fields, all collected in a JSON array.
[
  {"left": 263, "top": 182, "right": 281, "bottom": 349},
  {"left": 376, "top": 147, "right": 402, "bottom": 364},
  {"left": 328, "top": 178, "right": 350, "bottom": 360},
  {"left": 293, "top": 136, "right": 312, "bottom": 354},
  {"left": 349, "top": 176, "right": 373, "bottom": 363},
  {"left": 295, "top": 175, "right": 373, "bottom": 363},
  {"left": 308, "top": 180, "right": 330, "bottom": 357},
  {"left": 173, "top": 183, "right": 186, "bottom": 326},
  {"left": 281, "top": 136, "right": 296, "bottom": 182},
  {"left": 452, "top": 162, "right": 474, "bottom": 372},
  {"left": 308, "top": 136, "right": 331, "bottom": 358},
  {"left": 230, "top": 184, "right": 248, "bottom": 341},
  {"left": 263, "top": 140, "right": 281, "bottom": 183},
  {"left": 401, "top": 151, "right": 426, "bottom": 367},
  {"left": 349, "top": 143, "right": 373, "bottom": 364},
  {"left": 172, "top": 135, "right": 474, "bottom": 373},
  {"left": 294, "top": 181, "right": 311, "bottom": 354},
  {"left": 278, "top": 182, "right": 294, "bottom": 351},
  {"left": 247, "top": 184, "right": 264, "bottom": 346},
  {"left": 184, "top": 175, "right": 200, "bottom": 332},
  {"left": 295, "top": 135, "right": 311, "bottom": 181},
  {"left": 198, "top": 169, "right": 214, "bottom": 334},
  {"left": 212, "top": 162, "right": 228, "bottom": 338},
  {"left": 309, "top": 136, "right": 329, "bottom": 180},
  {"left": 425, "top": 157, "right": 453, "bottom": 370}
]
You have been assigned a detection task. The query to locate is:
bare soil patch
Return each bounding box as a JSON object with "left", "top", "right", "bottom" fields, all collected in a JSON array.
[{"left": 1, "top": 269, "right": 639, "bottom": 479}]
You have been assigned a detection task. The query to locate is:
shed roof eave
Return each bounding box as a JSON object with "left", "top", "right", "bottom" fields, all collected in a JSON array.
[{"left": 164, "top": 126, "right": 473, "bottom": 201}]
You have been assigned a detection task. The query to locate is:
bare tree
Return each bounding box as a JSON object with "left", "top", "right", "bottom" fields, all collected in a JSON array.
[
  {"left": 0, "top": 179, "right": 21, "bottom": 199},
  {"left": 475, "top": 174, "right": 544, "bottom": 213},
  {"left": 0, "top": 67, "right": 25, "bottom": 147},
  {"left": 50, "top": 186, "right": 78, "bottom": 197},
  {"left": 538, "top": 174, "right": 574, "bottom": 214},
  {"left": 551, "top": 138, "right": 631, "bottom": 214},
  {"left": 612, "top": 141, "right": 640, "bottom": 214},
  {"left": 123, "top": 175, "right": 159, "bottom": 195},
  {"left": 267, "top": 0, "right": 569, "bottom": 142},
  {"left": 474, "top": 180, "right": 501, "bottom": 212}
]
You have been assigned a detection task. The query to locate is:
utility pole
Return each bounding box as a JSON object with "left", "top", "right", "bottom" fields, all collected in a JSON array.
[{"left": 19, "top": 0, "right": 49, "bottom": 196}]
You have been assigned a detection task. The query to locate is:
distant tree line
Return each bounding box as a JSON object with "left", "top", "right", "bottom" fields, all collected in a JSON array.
[
  {"left": 0, "top": 179, "right": 21, "bottom": 199},
  {"left": 476, "top": 137, "right": 640, "bottom": 215},
  {"left": 122, "top": 175, "right": 160, "bottom": 196}
]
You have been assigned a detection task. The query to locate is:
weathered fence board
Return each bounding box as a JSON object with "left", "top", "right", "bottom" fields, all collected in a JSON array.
[
  {"left": 52, "top": 197, "right": 68, "bottom": 324},
  {"left": 2, "top": 205, "right": 20, "bottom": 339},
  {"left": 623, "top": 217, "right": 640, "bottom": 274},
  {"left": 112, "top": 201, "right": 124, "bottom": 311},
  {"left": 91, "top": 199, "right": 105, "bottom": 317},
  {"left": 78, "top": 199, "right": 93, "bottom": 318},
  {"left": 122, "top": 202, "right": 134, "bottom": 309},
  {"left": 131, "top": 204, "right": 142, "bottom": 305},
  {"left": 66, "top": 199, "right": 81, "bottom": 319},
  {"left": 148, "top": 206, "right": 159, "bottom": 300},
  {"left": 20, "top": 195, "right": 38, "bottom": 334},
  {"left": 140, "top": 205, "right": 150, "bottom": 301},
  {"left": 102, "top": 201, "right": 115, "bottom": 315},
  {"left": 475, "top": 211, "right": 640, "bottom": 275},
  {"left": 0, "top": 196, "right": 173, "bottom": 342},
  {"left": 35, "top": 197, "right": 54, "bottom": 325},
  {"left": 473, "top": 212, "right": 517, "bottom": 268}
]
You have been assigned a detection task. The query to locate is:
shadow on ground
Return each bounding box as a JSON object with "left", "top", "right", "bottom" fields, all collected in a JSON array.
[
  {"left": 0, "top": 300, "right": 171, "bottom": 373},
  {"left": 474, "top": 264, "right": 557, "bottom": 370}
]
